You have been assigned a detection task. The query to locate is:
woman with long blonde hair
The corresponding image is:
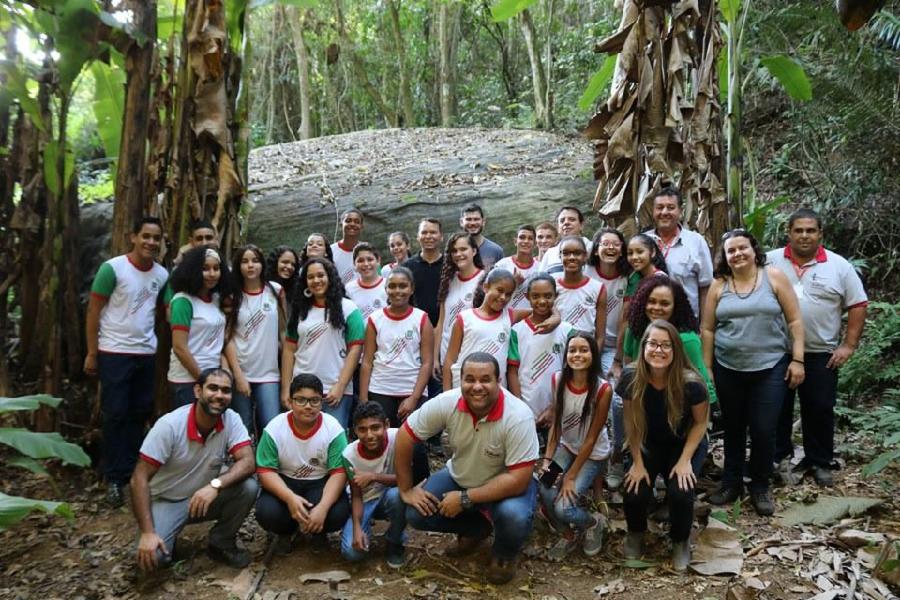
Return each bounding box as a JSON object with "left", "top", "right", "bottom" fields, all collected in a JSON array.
[{"left": 617, "top": 320, "right": 708, "bottom": 571}]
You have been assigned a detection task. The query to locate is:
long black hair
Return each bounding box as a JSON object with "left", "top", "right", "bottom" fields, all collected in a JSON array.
[
  {"left": 300, "top": 232, "right": 335, "bottom": 265},
  {"left": 553, "top": 332, "right": 603, "bottom": 437},
  {"left": 170, "top": 245, "right": 232, "bottom": 299},
  {"left": 267, "top": 245, "right": 299, "bottom": 300},
  {"left": 437, "top": 232, "right": 484, "bottom": 303},
  {"left": 287, "top": 257, "right": 348, "bottom": 334},
  {"left": 588, "top": 227, "right": 631, "bottom": 277},
  {"left": 627, "top": 276, "right": 698, "bottom": 339},
  {"left": 629, "top": 233, "right": 669, "bottom": 274}
]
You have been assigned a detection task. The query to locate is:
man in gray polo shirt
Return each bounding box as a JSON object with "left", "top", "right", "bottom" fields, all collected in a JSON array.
[
  {"left": 460, "top": 203, "right": 504, "bottom": 269},
  {"left": 131, "top": 368, "right": 258, "bottom": 571},
  {"left": 644, "top": 187, "right": 713, "bottom": 318},
  {"left": 769, "top": 208, "right": 868, "bottom": 487},
  {"left": 395, "top": 352, "right": 539, "bottom": 585}
]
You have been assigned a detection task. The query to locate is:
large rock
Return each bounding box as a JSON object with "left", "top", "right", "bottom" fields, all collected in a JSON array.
[{"left": 246, "top": 127, "right": 599, "bottom": 256}]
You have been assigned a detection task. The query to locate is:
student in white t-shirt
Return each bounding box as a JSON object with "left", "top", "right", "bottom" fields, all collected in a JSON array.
[
  {"left": 300, "top": 232, "right": 334, "bottom": 265},
  {"left": 538, "top": 333, "right": 612, "bottom": 559},
  {"left": 225, "top": 245, "right": 286, "bottom": 436},
  {"left": 554, "top": 236, "right": 607, "bottom": 352},
  {"left": 535, "top": 221, "right": 558, "bottom": 262},
  {"left": 433, "top": 233, "right": 484, "bottom": 381},
  {"left": 168, "top": 245, "right": 231, "bottom": 409},
  {"left": 494, "top": 225, "right": 539, "bottom": 310},
  {"left": 331, "top": 208, "right": 365, "bottom": 285},
  {"left": 340, "top": 403, "right": 407, "bottom": 568},
  {"left": 381, "top": 231, "right": 411, "bottom": 278},
  {"left": 344, "top": 243, "right": 387, "bottom": 322},
  {"left": 281, "top": 258, "right": 365, "bottom": 429}
]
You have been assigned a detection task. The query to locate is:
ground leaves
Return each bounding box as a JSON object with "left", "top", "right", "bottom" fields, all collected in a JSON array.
[
  {"left": 690, "top": 517, "right": 744, "bottom": 575},
  {"left": 778, "top": 495, "right": 883, "bottom": 527}
]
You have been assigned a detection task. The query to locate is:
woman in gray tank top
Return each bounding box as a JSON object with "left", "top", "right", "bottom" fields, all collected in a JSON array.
[{"left": 699, "top": 230, "right": 805, "bottom": 516}]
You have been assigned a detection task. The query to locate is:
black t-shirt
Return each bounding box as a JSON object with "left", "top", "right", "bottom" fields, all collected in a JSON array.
[
  {"left": 615, "top": 368, "right": 707, "bottom": 449},
  {"left": 402, "top": 253, "right": 445, "bottom": 326}
]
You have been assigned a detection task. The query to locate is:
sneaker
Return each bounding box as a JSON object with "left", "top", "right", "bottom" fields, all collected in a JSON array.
[
  {"left": 773, "top": 459, "right": 801, "bottom": 486},
  {"left": 606, "top": 462, "right": 625, "bottom": 490},
  {"left": 386, "top": 542, "right": 407, "bottom": 569},
  {"left": 106, "top": 483, "right": 125, "bottom": 508},
  {"left": 812, "top": 466, "right": 833, "bottom": 487},
  {"left": 623, "top": 532, "right": 644, "bottom": 560},
  {"left": 486, "top": 557, "right": 517, "bottom": 585},
  {"left": 671, "top": 540, "right": 691, "bottom": 572},
  {"left": 207, "top": 544, "right": 251, "bottom": 569},
  {"left": 582, "top": 515, "right": 606, "bottom": 557},
  {"left": 547, "top": 536, "right": 579, "bottom": 561},
  {"left": 750, "top": 490, "right": 775, "bottom": 516},
  {"left": 708, "top": 485, "right": 742, "bottom": 505}
]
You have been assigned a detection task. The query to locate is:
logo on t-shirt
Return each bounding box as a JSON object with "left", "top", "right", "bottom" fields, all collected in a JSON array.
[
  {"left": 150, "top": 280, "right": 160, "bottom": 293},
  {"left": 498, "top": 332, "right": 507, "bottom": 343},
  {"left": 464, "top": 293, "right": 474, "bottom": 302}
]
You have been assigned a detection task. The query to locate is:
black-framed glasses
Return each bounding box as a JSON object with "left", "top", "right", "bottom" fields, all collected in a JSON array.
[
  {"left": 291, "top": 396, "right": 323, "bottom": 407},
  {"left": 644, "top": 340, "right": 674, "bottom": 352}
]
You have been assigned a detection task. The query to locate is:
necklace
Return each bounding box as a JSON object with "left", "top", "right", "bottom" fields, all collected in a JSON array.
[{"left": 732, "top": 268, "right": 759, "bottom": 299}]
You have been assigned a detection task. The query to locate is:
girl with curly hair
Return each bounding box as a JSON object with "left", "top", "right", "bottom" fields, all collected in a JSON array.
[
  {"left": 281, "top": 258, "right": 365, "bottom": 428},
  {"left": 267, "top": 245, "right": 300, "bottom": 303}
]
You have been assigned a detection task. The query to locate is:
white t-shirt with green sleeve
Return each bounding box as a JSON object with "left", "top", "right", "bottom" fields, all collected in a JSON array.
[
  {"left": 234, "top": 282, "right": 282, "bottom": 382},
  {"left": 168, "top": 292, "right": 226, "bottom": 383},
  {"left": 341, "top": 427, "right": 398, "bottom": 502},
  {"left": 256, "top": 412, "right": 348, "bottom": 481}
]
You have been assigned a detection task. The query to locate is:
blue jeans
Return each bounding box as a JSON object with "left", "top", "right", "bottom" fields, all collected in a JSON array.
[
  {"left": 405, "top": 467, "right": 537, "bottom": 561},
  {"left": 340, "top": 487, "right": 407, "bottom": 561},
  {"left": 775, "top": 352, "right": 838, "bottom": 469},
  {"left": 169, "top": 382, "right": 196, "bottom": 410},
  {"left": 600, "top": 348, "right": 625, "bottom": 455},
  {"left": 98, "top": 353, "right": 155, "bottom": 484},
  {"left": 231, "top": 382, "right": 281, "bottom": 437},
  {"left": 322, "top": 393, "right": 354, "bottom": 430},
  {"left": 714, "top": 355, "right": 788, "bottom": 492},
  {"left": 538, "top": 446, "right": 606, "bottom": 530}
]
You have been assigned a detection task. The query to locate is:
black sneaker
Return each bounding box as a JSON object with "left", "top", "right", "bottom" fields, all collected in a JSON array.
[
  {"left": 812, "top": 466, "right": 833, "bottom": 487},
  {"left": 106, "top": 483, "right": 125, "bottom": 508},
  {"left": 750, "top": 490, "right": 775, "bottom": 516},
  {"left": 207, "top": 544, "right": 251, "bottom": 569},
  {"left": 708, "top": 485, "right": 742, "bottom": 505},
  {"left": 386, "top": 542, "right": 407, "bottom": 569}
]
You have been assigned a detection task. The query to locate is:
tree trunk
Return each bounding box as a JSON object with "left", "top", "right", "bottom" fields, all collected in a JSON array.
[
  {"left": 478, "top": 0, "right": 518, "bottom": 109},
  {"left": 111, "top": 0, "right": 157, "bottom": 255},
  {"left": 0, "top": 28, "right": 17, "bottom": 396},
  {"left": 288, "top": 6, "right": 313, "bottom": 139},
  {"left": 438, "top": 0, "right": 459, "bottom": 127},
  {"left": 519, "top": 8, "right": 548, "bottom": 128},
  {"left": 264, "top": 12, "right": 277, "bottom": 144},
  {"left": 387, "top": 0, "right": 415, "bottom": 127}
]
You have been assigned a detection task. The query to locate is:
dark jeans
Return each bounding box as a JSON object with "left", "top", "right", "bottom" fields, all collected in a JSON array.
[
  {"left": 368, "top": 392, "right": 430, "bottom": 484},
  {"left": 714, "top": 355, "right": 788, "bottom": 493},
  {"left": 255, "top": 474, "right": 350, "bottom": 535},
  {"left": 169, "top": 382, "right": 196, "bottom": 410},
  {"left": 98, "top": 353, "right": 155, "bottom": 484},
  {"left": 775, "top": 352, "right": 838, "bottom": 469},
  {"left": 405, "top": 467, "right": 537, "bottom": 561},
  {"left": 624, "top": 437, "right": 707, "bottom": 542}
]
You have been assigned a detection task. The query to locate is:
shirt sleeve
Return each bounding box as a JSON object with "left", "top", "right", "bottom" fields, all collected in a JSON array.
[
  {"left": 225, "top": 412, "right": 252, "bottom": 456},
  {"left": 256, "top": 431, "right": 281, "bottom": 472},
  {"left": 504, "top": 416, "right": 540, "bottom": 469},
  {"left": 404, "top": 394, "right": 450, "bottom": 442},
  {"left": 685, "top": 380, "right": 708, "bottom": 406},
  {"left": 624, "top": 273, "right": 639, "bottom": 298},
  {"left": 507, "top": 329, "right": 520, "bottom": 365},
  {"left": 327, "top": 432, "right": 349, "bottom": 472},
  {"left": 615, "top": 368, "right": 635, "bottom": 401},
  {"left": 90, "top": 262, "right": 117, "bottom": 298},
  {"left": 170, "top": 296, "right": 193, "bottom": 331},
  {"left": 161, "top": 281, "right": 175, "bottom": 307},
  {"left": 696, "top": 236, "right": 714, "bottom": 286},
  {"left": 622, "top": 327, "right": 637, "bottom": 361},
  {"left": 341, "top": 451, "right": 356, "bottom": 481},
  {"left": 344, "top": 308, "right": 365, "bottom": 346},
  {"left": 139, "top": 419, "right": 173, "bottom": 467},
  {"left": 680, "top": 333, "right": 718, "bottom": 404},
  {"left": 840, "top": 261, "right": 868, "bottom": 308}
]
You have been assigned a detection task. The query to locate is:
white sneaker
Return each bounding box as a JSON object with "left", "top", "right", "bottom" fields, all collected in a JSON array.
[
  {"left": 583, "top": 514, "right": 606, "bottom": 556},
  {"left": 606, "top": 462, "right": 625, "bottom": 490}
]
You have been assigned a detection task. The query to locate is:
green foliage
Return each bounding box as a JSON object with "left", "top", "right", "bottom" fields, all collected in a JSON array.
[
  {"left": 0, "top": 493, "right": 73, "bottom": 532},
  {"left": 577, "top": 55, "right": 616, "bottom": 112},
  {"left": 837, "top": 389, "right": 900, "bottom": 477},
  {"left": 759, "top": 55, "right": 812, "bottom": 101},
  {"left": 490, "top": 0, "right": 538, "bottom": 22},
  {"left": 838, "top": 302, "right": 900, "bottom": 400},
  {"left": 79, "top": 170, "right": 114, "bottom": 204},
  {"left": 742, "top": 194, "right": 788, "bottom": 241},
  {"left": 720, "top": 0, "right": 741, "bottom": 25},
  {"left": 91, "top": 60, "right": 125, "bottom": 167}
]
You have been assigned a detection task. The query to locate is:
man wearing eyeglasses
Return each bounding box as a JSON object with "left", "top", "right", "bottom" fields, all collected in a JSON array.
[
  {"left": 644, "top": 187, "right": 713, "bottom": 318},
  {"left": 130, "top": 368, "right": 257, "bottom": 571},
  {"left": 394, "top": 352, "right": 539, "bottom": 585}
]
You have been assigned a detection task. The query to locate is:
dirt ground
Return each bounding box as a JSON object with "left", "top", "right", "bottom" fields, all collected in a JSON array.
[{"left": 2, "top": 435, "right": 898, "bottom": 600}]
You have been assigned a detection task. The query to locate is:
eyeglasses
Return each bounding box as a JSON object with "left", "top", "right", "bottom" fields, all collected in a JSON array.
[
  {"left": 291, "top": 396, "right": 323, "bottom": 407},
  {"left": 721, "top": 228, "right": 748, "bottom": 241},
  {"left": 598, "top": 241, "right": 622, "bottom": 249},
  {"left": 644, "top": 340, "right": 674, "bottom": 352}
]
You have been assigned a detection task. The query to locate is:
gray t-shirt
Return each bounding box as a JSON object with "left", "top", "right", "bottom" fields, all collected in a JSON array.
[{"left": 478, "top": 237, "right": 505, "bottom": 270}]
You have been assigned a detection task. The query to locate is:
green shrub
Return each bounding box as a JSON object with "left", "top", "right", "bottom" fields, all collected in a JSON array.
[{"left": 838, "top": 302, "right": 900, "bottom": 401}]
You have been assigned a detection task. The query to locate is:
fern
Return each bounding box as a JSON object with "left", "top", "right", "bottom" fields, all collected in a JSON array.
[{"left": 870, "top": 10, "right": 900, "bottom": 50}]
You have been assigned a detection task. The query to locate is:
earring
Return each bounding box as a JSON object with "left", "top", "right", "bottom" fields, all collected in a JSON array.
[{"left": 303, "top": 288, "right": 313, "bottom": 298}]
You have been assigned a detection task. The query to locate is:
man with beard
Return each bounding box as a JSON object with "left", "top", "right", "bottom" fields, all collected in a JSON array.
[
  {"left": 130, "top": 368, "right": 257, "bottom": 571},
  {"left": 460, "top": 204, "right": 504, "bottom": 269}
]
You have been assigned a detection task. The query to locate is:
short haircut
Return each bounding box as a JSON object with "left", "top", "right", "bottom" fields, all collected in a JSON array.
[
  {"left": 190, "top": 219, "right": 215, "bottom": 233},
  {"left": 788, "top": 207, "right": 822, "bottom": 229},
  {"left": 653, "top": 186, "right": 683, "bottom": 207},
  {"left": 536, "top": 221, "right": 557, "bottom": 232},
  {"left": 461, "top": 204, "right": 484, "bottom": 218},
  {"left": 461, "top": 351, "right": 500, "bottom": 379},
  {"left": 353, "top": 401, "right": 387, "bottom": 425},
  {"left": 197, "top": 367, "right": 234, "bottom": 388},
  {"left": 341, "top": 207, "right": 364, "bottom": 221},
  {"left": 133, "top": 216, "right": 163, "bottom": 234},
  {"left": 517, "top": 224, "right": 536, "bottom": 236},
  {"left": 556, "top": 205, "right": 585, "bottom": 223},
  {"left": 352, "top": 242, "right": 380, "bottom": 261},
  {"left": 419, "top": 217, "right": 443, "bottom": 233},
  {"left": 527, "top": 272, "right": 557, "bottom": 294},
  {"left": 290, "top": 373, "right": 324, "bottom": 396}
]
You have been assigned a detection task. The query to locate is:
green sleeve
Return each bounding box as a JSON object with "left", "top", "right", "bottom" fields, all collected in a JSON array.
[
  {"left": 170, "top": 296, "right": 193, "bottom": 329},
  {"left": 508, "top": 330, "right": 520, "bottom": 363},
  {"left": 161, "top": 281, "right": 175, "bottom": 306},
  {"left": 624, "top": 272, "right": 640, "bottom": 298},
  {"left": 327, "top": 432, "right": 349, "bottom": 471},
  {"left": 285, "top": 322, "right": 298, "bottom": 342},
  {"left": 91, "top": 262, "right": 117, "bottom": 297},
  {"left": 341, "top": 454, "right": 356, "bottom": 480},
  {"left": 344, "top": 308, "right": 365, "bottom": 344},
  {"left": 256, "top": 431, "right": 281, "bottom": 471},
  {"left": 680, "top": 332, "right": 718, "bottom": 404},
  {"left": 622, "top": 327, "right": 638, "bottom": 361}
]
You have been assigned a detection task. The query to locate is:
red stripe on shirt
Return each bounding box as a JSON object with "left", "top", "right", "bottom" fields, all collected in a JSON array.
[
  {"left": 507, "top": 460, "right": 536, "bottom": 471},
  {"left": 256, "top": 467, "right": 278, "bottom": 474},
  {"left": 229, "top": 440, "right": 251, "bottom": 455},
  {"left": 90, "top": 291, "right": 110, "bottom": 301},
  {"left": 171, "top": 325, "right": 190, "bottom": 332},
  {"left": 402, "top": 420, "right": 422, "bottom": 443},
  {"left": 847, "top": 301, "right": 868, "bottom": 309},
  {"left": 329, "top": 467, "right": 346, "bottom": 475},
  {"left": 139, "top": 453, "right": 162, "bottom": 467}
]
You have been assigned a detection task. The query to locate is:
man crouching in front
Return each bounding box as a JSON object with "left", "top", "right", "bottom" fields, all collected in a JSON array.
[
  {"left": 130, "top": 367, "right": 258, "bottom": 571},
  {"left": 395, "top": 352, "right": 539, "bottom": 585}
]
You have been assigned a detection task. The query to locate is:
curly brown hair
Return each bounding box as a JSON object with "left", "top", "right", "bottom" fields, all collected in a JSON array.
[
  {"left": 437, "top": 233, "right": 484, "bottom": 303},
  {"left": 626, "top": 276, "right": 698, "bottom": 338}
]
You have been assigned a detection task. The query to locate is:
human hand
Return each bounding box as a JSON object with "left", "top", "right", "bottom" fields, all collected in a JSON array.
[
  {"left": 236, "top": 374, "right": 251, "bottom": 397},
  {"left": 137, "top": 532, "right": 168, "bottom": 572},
  {"left": 827, "top": 345, "right": 854, "bottom": 369},
  {"left": 83, "top": 353, "right": 98, "bottom": 377},
  {"left": 557, "top": 475, "right": 578, "bottom": 506},
  {"left": 288, "top": 494, "right": 313, "bottom": 525},
  {"left": 303, "top": 505, "right": 326, "bottom": 534},
  {"left": 438, "top": 490, "right": 463, "bottom": 518},
  {"left": 353, "top": 471, "right": 377, "bottom": 489},
  {"left": 669, "top": 458, "right": 696, "bottom": 491},
  {"left": 785, "top": 361, "right": 805, "bottom": 389},
  {"left": 400, "top": 484, "right": 440, "bottom": 517},
  {"left": 188, "top": 485, "right": 218, "bottom": 518},
  {"left": 608, "top": 361, "right": 622, "bottom": 381},
  {"left": 398, "top": 396, "right": 418, "bottom": 421},
  {"left": 536, "top": 407, "right": 553, "bottom": 429},
  {"left": 623, "top": 463, "right": 650, "bottom": 495},
  {"left": 352, "top": 526, "right": 369, "bottom": 552},
  {"left": 325, "top": 385, "right": 344, "bottom": 407}
]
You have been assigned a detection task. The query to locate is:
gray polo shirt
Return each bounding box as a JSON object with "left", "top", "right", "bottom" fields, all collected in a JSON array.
[
  {"left": 645, "top": 226, "right": 713, "bottom": 317},
  {"left": 139, "top": 404, "right": 251, "bottom": 501},
  {"left": 478, "top": 237, "right": 505, "bottom": 270},
  {"left": 766, "top": 245, "right": 868, "bottom": 353},
  {"left": 404, "top": 387, "right": 538, "bottom": 489}
]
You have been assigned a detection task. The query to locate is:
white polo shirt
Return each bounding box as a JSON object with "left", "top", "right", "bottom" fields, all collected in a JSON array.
[
  {"left": 139, "top": 403, "right": 251, "bottom": 501},
  {"left": 494, "top": 256, "right": 540, "bottom": 310},
  {"left": 538, "top": 236, "right": 593, "bottom": 275},
  {"left": 404, "top": 388, "right": 539, "bottom": 489},
  {"left": 766, "top": 245, "right": 868, "bottom": 353},
  {"left": 341, "top": 428, "right": 398, "bottom": 503},
  {"left": 644, "top": 226, "right": 713, "bottom": 317}
]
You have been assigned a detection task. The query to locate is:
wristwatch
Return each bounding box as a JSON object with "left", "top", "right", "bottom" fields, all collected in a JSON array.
[
  {"left": 210, "top": 478, "right": 223, "bottom": 490},
  {"left": 460, "top": 489, "right": 473, "bottom": 510}
]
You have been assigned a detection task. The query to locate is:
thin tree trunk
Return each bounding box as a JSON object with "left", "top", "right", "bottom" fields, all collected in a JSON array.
[
  {"left": 0, "top": 28, "right": 16, "bottom": 396},
  {"left": 520, "top": 8, "right": 547, "bottom": 128},
  {"left": 387, "top": 0, "right": 415, "bottom": 127},
  {"left": 543, "top": 0, "right": 554, "bottom": 128},
  {"left": 111, "top": 0, "right": 156, "bottom": 255},
  {"left": 438, "top": 0, "right": 457, "bottom": 126},
  {"left": 265, "top": 12, "right": 277, "bottom": 144},
  {"left": 288, "top": 6, "right": 313, "bottom": 139}
]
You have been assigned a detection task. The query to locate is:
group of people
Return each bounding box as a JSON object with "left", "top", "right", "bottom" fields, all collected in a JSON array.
[{"left": 84, "top": 189, "right": 867, "bottom": 582}]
